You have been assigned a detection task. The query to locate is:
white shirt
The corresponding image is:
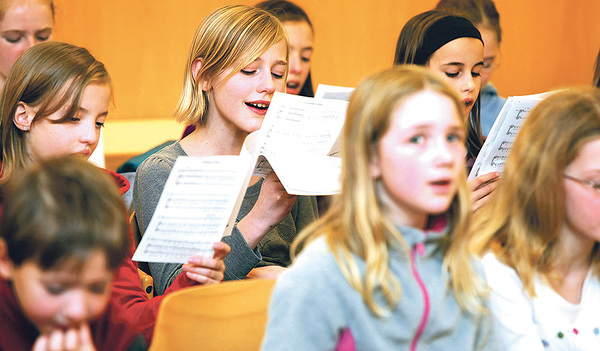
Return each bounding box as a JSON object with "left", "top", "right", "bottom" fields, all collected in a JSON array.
[{"left": 482, "top": 253, "right": 600, "bottom": 350}]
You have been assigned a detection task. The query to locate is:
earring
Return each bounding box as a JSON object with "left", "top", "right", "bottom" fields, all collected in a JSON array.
[{"left": 23, "top": 126, "right": 28, "bottom": 131}]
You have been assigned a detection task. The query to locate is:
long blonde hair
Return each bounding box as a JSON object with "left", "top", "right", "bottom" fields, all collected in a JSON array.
[
  {"left": 174, "top": 5, "right": 288, "bottom": 125},
  {"left": 470, "top": 87, "right": 600, "bottom": 297},
  {"left": 293, "top": 65, "right": 486, "bottom": 316}
]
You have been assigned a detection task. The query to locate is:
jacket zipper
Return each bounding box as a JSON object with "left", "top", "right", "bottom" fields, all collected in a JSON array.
[{"left": 409, "top": 242, "right": 430, "bottom": 351}]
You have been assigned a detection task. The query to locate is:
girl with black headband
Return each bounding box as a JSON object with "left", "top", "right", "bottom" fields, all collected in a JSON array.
[{"left": 395, "top": 10, "right": 501, "bottom": 212}]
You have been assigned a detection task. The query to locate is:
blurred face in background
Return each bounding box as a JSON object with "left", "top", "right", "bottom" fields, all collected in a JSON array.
[
  {"left": 478, "top": 26, "right": 500, "bottom": 88},
  {"left": 283, "top": 20, "right": 313, "bottom": 95},
  {"left": 0, "top": 0, "right": 54, "bottom": 85}
]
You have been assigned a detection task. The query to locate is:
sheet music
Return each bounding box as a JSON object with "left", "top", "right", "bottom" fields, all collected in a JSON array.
[
  {"left": 248, "top": 92, "right": 348, "bottom": 194},
  {"left": 134, "top": 93, "right": 348, "bottom": 263},
  {"left": 267, "top": 153, "right": 342, "bottom": 195},
  {"left": 314, "top": 84, "right": 355, "bottom": 101},
  {"left": 469, "top": 92, "right": 551, "bottom": 180},
  {"left": 133, "top": 155, "right": 252, "bottom": 263}
]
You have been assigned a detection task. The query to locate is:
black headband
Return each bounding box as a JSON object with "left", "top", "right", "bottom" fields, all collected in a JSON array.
[{"left": 414, "top": 15, "right": 483, "bottom": 65}]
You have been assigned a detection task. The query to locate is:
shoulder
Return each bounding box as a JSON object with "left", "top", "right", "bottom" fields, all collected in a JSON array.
[
  {"left": 137, "top": 142, "right": 185, "bottom": 174},
  {"left": 481, "top": 252, "right": 530, "bottom": 302},
  {"left": 134, "top": 142, "right": 186, "bottom": 186},
  {"left": 279, "top": 238, "right": 338, "bottom": 284},
  {"left": 482, "top": 252, "right": 520, "bottom": 281},
  {"left": 273, "top": 237, "right": 347, "bottom": 301},
  {"left": 264, "top": 238, "right": 350, "bottom": 349}
]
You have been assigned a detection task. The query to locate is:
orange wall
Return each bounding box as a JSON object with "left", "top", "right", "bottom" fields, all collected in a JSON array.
[{"left": 53, "top": 0, "right": 600, "bottom": 124}]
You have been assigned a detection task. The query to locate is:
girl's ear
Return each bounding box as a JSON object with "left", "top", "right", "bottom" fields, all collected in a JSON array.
[
  {"left": 0, "top": 239, "right": 14, "bottom": 280},
  {"left": 369, "top": 149, "right": 382, "bottom": 179},
  {"left": 192, "top": 58, "right": 210, "bottom": 91},
  {"left": 13, "top": 102, "right": 35, "bottom": 132}
]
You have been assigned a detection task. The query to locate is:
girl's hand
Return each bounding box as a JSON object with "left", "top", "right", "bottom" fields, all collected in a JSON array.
[
  {"left": 182, "top": 242, "right": 230, "bottom": 284},
  {"left": 237, "top": 172, "right": 297, "bottom": 248},
  {"left": 32, "top": 323, "right": 96, "bottom": 351},
  {"left": 469, "top": 171, "right": 501, "bottom": 212},
  {"left": 246, "top": 265, "right": 287, "bottom": 279}
]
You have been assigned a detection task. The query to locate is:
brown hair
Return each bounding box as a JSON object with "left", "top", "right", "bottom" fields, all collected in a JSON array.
[
  {"left": 593, "top": 48, "right": 600, "bottom": 88},
  {"left": 0, "top": 41, "right": 111, "bottom": 182},
  {"left": 394, "top": 10, "right": 484, "bottom": 160},
  {"left": 436, "top": 0, "right": 502, "bottom": 44},
  {"left": 0, "top": 156, "right": 129, "bottom": 270}
]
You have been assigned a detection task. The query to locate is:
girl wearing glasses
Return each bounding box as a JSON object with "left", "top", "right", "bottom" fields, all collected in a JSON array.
[{"left": 470, "top": 87, "right": 600, "bottom": 350}]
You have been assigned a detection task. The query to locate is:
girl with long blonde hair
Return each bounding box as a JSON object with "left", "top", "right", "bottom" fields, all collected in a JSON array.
[
  {"left": 263, "top": 66, "right": 493, "bottom": 350},
  {"left": 471, "top": 87, "right": 600, "bottom": 349}
]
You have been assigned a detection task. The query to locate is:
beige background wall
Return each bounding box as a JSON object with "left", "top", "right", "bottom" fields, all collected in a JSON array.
[{"left": 51, "top": 0, "right": 600, "bottom": 169}]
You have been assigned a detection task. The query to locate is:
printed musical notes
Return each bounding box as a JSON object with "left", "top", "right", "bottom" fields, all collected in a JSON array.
[
  {"left": 134, "top": 93, "right": 349, "bottom": 263},
  {"left": 247, "top": 92, "right": 348, "bottom": 195},
  {"left": 469, "top": 92, "right": 555, "bottom": 180},
  {"left": 133, "top": 155, "right": 252, "bottom": 264}
]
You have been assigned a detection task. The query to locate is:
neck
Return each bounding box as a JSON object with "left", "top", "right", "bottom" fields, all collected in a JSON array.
[
  {"left": 180, "top": 119, "right": 248, "bottom": 157},
  {"left": 376, "top": 181, "right": 427, "bottom": 230},
  {"left": 554, "top": 223, "right": 595, "bottom": 275},
  {"left": 550, "top": 223, "right": 595, "bottom": 303}
]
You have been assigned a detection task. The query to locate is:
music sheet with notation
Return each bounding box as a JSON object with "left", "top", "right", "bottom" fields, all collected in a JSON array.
[
  {"left": 133, "top": 93, "right": 348, "bottom": 263},
  {"left": 248, "top": 92, "right": 348, "bottom": 195},
  {"left": 133, "top": 155, "right": 252, "bottom": 264},
  {"left": 469, "top": 92, "right": 552, "bottom": 180}
]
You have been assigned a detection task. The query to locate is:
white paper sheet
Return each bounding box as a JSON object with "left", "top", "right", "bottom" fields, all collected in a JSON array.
[
  {"left": 133, "top": 155, "right": 251, "bottom": 263},
  {"left": 133, "top": 93, "right": 348, "bottom": 263},
  {"left": 314, "top": 84, "right": 355, "bottom": 101},
  {"left": 248, "top": 92, "right": 348, "bottom": 194},
  {"left": 469, "top": 92, "right": 553, "bottom": 180}
]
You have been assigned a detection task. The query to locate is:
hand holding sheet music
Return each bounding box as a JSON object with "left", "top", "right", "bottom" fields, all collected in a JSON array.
[
  {"left": 248, "top": 92, "right": 348, "bottom": 195},
  {"left": 133, "top": 155, "right": 252, "bottom": 263},
  {"left": 134, "top": 92, "right": 349, "bottom": 263},
  {"left": 469, "top": 92, "right": 552, "bottom": 180}
]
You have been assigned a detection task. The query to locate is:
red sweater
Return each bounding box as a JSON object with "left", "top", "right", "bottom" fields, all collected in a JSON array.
[
  {"left": 0, "top": 170, "right": 198, "bottom": 348},
  {"left": 0, "top": 279, "right": 144, "bottom": 351},
  {"left": 106, "top": 171, "right": 199, "bottom": 342}
]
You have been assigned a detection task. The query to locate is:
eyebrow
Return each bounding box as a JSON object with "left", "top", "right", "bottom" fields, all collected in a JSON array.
[
  {"left": 407, "top": 122, "right": 463, "bottom": 131},
  {"left": 252, "top": 57, "right": 288, "bottom": 67},
  {"left": 1, "top": 27, "right": 52, "bottom": 35},
  {"left": 79, "top": 107, "right": 109, "bottom": 117},
  {"left": 442, "top": 62, "right": 465, "bottom": 68},
  {"left": 442, "top": 61, "right": 484, "bottom": 68}
]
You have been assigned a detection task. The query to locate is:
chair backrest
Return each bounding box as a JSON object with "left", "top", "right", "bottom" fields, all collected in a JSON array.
[
  {"left": 150, "top": 279, "right": 277, "bottom": 351},
  {"left": 129, "top": 211, "right": 153, "bottom": 298}
]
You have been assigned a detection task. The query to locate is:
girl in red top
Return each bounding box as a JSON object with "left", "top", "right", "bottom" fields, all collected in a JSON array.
[{"left": 0, "top": 41, "right": 229, "bottom": 344}]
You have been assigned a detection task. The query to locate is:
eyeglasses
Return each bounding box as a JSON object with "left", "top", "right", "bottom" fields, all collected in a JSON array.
[{"left": 564, "top": 174, "right": 600, "bottom": 194}]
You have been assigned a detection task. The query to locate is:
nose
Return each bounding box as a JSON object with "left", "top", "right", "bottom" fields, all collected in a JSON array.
[
  {"left": 16, "top": 37, "right": 37, "bottom": 57},
  {"left": 462, "top": 74, "right": 476, "bottom": 93},
  {"left": 63, "top": 293, "right": 87, "bottom": 324},
  {"left": 257, "top": 71, "right": 276, "bottom": 94},
  {"left": 80, "top": 121, "right": 100, "bottom": 147},
  {"left": 288, "top": 53, "right": 301, "bottom": 74},
  {"left": 433, "top": 137, "right": 455, "bottom": 167}
]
